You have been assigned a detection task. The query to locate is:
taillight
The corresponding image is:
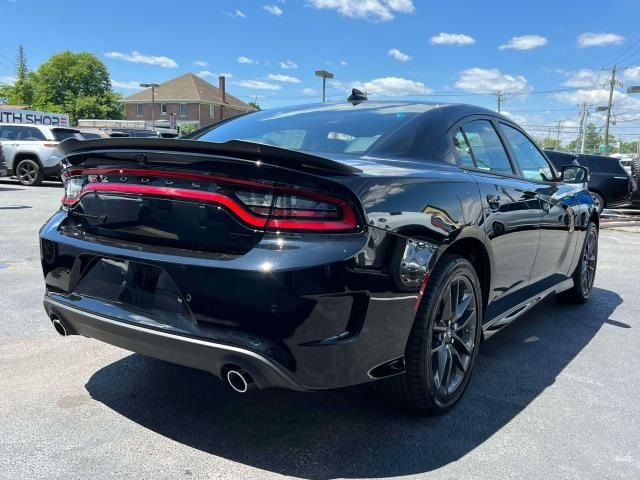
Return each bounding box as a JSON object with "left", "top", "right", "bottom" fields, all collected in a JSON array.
[
  {"left": 61, "top": 176, "right": 87, "bottom": 206},
  {"left": 235, "top": 189, "right": 357, "bottom": 232},
  {"left": 61, "top": 169, "right": 361, "bottom": 233}
]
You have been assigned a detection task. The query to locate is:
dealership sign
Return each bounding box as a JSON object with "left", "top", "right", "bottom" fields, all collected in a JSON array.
[{"left": 0, "top": 108, "right": 69, "bottom": 127}]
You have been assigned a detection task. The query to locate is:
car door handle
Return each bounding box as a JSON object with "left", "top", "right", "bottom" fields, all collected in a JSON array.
[{"left": 487, "top": 194, "right": 501, "bottom": 210}]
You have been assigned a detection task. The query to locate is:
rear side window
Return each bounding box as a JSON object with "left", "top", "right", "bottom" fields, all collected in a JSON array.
[
  {"left": 19, "top": 127, "right": 46, "bottom": 141},
  {"left": 0, "top": 125, "right": 22, "bottom": 140},
  {"left": 52, "top": 129, "right": 82, "bottom": 141},
  {"left": 460, "top": 120, "right": 513, "bottom": 175},
  {"left": 582, "top": 155, "right": 626, "bottom": 174},
  {"left": 499, "top": 123, "right": 553, "bottom": 182},
  {"left": 452, "top": 129, "right": 475, "bottom": 168}
]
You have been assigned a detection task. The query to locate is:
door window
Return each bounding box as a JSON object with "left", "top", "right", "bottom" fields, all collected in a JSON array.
[
  {"left": 460, "top": 120, "right": 513, "bottom": 175},
  {"left": 500, "top": 123, "right": 553, "bottom": 182}
]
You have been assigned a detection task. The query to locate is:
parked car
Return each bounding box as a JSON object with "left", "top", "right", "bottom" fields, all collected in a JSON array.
[
  {"left": 0, "top": 143, "right": 7, "bottom": 177},
  {"left": 40, "top": 101, "right": 598, "bottom": 415},
  {"left": 544, "top": 149, "right": 632, "bottom": 212},
  {"left": 0, "top": 123, "right": 82, "bottom": 185}
]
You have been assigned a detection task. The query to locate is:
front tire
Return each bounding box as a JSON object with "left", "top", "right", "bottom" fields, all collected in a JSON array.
[
  {"left": 557, "top": 221, "right": 598, "bottom": 304},
  {"left": 16, "top": 158, "right": 43, "bottom": 186},
  {"left": 380, "top": 254, "right": 482, "bottom": 415}
]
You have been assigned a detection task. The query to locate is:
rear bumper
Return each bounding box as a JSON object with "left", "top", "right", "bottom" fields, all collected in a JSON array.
[
  {"left": 44, "top": 295, "right": 306, "bottom": 391},
  {"left": 40, "top": 211, "right": 422, "bottom": 391}
]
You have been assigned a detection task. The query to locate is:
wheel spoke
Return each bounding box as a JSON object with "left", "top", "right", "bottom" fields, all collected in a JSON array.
[
  {"left": 452, "top": 332, "right": 472, "bottom": 355},
  {"left": 441, "top": 285, "right": 453, "bottom": 323},
  {"left": 439, "top": 346, "right": 453, "bottom": 391},
  {"left": 432, "top": 342, "right": 446, "bottom": 354},
  {"left": 454, "top": 308, "right": 474, "bottom": 332},
  {"left": 450, "top": 346, "right": 467, "bottom": 373},
  {"left": 453, "top": 292, "right": 472, "bottom": 323}
]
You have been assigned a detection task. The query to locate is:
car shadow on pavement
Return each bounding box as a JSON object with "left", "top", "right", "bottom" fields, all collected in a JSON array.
[{"left": 86, "top": 287, "right": 622, "bottom": 479}]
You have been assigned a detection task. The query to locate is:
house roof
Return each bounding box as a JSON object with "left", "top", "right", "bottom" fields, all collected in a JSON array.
[{"left": 120, "top": 73, "right": 253, "bottom": 111}]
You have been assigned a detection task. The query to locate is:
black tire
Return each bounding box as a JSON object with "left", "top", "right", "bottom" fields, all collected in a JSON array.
[
  {"left": 557, "top": 221, "right": 598, "bottom": 304},
  {"left": 590, "top": 191, "right": 604, "bottom": 214},
  {"left": 15, "top": 158, "right": 43, "bottom": 186},
  {"left": 632, "top": 157, "right": 640, "bottom": 186},
  {"left": 379, "top": 253, "right": 483, "bottom": 415}
]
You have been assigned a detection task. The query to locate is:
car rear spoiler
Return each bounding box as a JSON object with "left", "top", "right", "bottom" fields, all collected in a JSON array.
[{"left": 58, "top": 138, "right": 362, "bottom": 175}]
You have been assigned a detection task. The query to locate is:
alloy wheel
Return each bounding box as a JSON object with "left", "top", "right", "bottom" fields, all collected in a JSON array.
[
  {"left": 430, "top": 275, "right": 478, "bottom": 397},
  {"left": 581, "top": 229, "right": 597, "bottom": 296},
  {"left": 17, "top": 161, "right": 38, "bottom": 185}
]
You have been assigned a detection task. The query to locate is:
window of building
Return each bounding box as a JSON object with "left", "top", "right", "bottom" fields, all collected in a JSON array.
[
  {"left": 210, "top": 105, "right": 215, "bottom": 119},
  {"left": 136, "top": 104, "right": 144, "bottom": 116},
  {"left": 180, "top": 103, "right": 188, "bottom": 116},
  {"left": 160, "top": 104, "right": 167, "bottom": 115}
]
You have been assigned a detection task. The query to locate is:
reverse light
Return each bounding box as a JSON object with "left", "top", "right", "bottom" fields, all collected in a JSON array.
[{"left": 62, "top": 177, "right": 86, "bottom": 206}]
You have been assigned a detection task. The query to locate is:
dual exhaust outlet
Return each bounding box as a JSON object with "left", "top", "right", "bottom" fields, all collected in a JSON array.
[{"left": 49, "top": 313, "right": 255, "bottom": 394}]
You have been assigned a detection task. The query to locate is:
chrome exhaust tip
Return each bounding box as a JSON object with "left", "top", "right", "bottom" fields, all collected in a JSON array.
[
  {"left": 226, "top": 368, "right": 254, "bottom": 393},
  {"left": 51, "top": 316, "right": 68, "bottom": 337}
]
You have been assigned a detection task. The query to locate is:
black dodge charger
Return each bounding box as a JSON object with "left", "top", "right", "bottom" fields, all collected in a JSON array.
[{"left": 40, "top": 101, "right": 598, "bottom": 415}]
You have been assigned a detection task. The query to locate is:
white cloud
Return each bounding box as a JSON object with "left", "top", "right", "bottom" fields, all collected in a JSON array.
[
  {"left": 1, "top": 75, "right": 16, "bottom": 85},
  {"left": 194, "top": 60, "right": 208, "bottom": 67},
  {"left": 577, "top": 32, "right": 624, "bottom": 47},
  {"left": 555, "top": 88, "right": 625, "bottom": 105},
  {"left": 624, "top": 66, "right": 640, "bottom": 83},
  {"left": 454, "top": 68, "right": 530, "bottom": 93},
  {"left": 562, "top": 69, "right": 598, "bottom": 88},
  {"left": 388, "top": 48, "right": 411, "bottom": 61},
  {"left": 340, "top": 60, "right": 348, "bottom": 66},
  {"left": 111, "top": 80, "right": 143, "bottom": 89},
  {"left": 104, "top": 50, "right": 178, "bottom": 68},
  {"left": 302, "top": 87, "right": 318, "bottom": 95},
  {"left": 499, "top": 35, "right": 548, "bottom": 50},
  {"left": 263, "top": 4, "right": 283, "bottom": 15},
  {"left": 197, "top": 70, "right": 233, "bottom": 79},
  {"left": 279, "top": 60, "right": 298, "bottom": 69},
  {"left": 237, "top": 56, "right": 255, "bottom": 64},
  {"left": 429, "top": 32, "right": 476, "bottom": 46},
  {"left": 234, "top": 9, "right": 246, "bottom": 18},
  {"left": 267, "top": 74, "right": 301, "bottom": 83},
  {"left": 353, "top": 76, "right": 432, "bottom": 95},
  {"left": 307, "top": 0, "right": 415, "bottom": 22},
  {"left": 234, "top": 79, "right": 282, "bottom": 90}
]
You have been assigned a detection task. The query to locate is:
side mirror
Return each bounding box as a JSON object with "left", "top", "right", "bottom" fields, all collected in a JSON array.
[{"left": 560, "top": 165, "right": 590, "bottom": 184}]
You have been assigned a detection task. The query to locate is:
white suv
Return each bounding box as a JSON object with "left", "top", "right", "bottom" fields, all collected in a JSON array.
[{"left": 0, "top": 123, "right": 82, "bottom": 185}]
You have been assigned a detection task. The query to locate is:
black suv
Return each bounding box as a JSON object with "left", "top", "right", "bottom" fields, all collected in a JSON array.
[{"left": 544, "top": 149, "right": 632, "bottom": 212}]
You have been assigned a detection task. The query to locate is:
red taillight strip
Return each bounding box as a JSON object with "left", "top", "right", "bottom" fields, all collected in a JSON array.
[
  {"left": 72, "top": 183, "right": 359, "bottom": 231},
  {"left": 79, "top": 183, "right": 267, "bottom": 228}
]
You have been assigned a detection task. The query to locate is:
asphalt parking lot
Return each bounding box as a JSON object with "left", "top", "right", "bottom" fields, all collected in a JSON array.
[{"left": 1, "top": 179, "right": 639, "bottom": 480}]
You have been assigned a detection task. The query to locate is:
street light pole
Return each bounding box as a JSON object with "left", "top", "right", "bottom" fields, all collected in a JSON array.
[
  {"left": 140, "top": 83, "right": 160, "bottom": 129},
  {"left": 314, "top": 70, "right": 334, "bottom": 103}
]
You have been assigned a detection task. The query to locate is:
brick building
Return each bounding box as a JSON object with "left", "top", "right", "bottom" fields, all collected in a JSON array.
[{"left": 120, "top": 73, "right": 254, "bottom": 129}]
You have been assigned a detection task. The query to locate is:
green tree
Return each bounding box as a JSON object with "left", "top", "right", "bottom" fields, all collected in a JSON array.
[
  {"left": 248, "top": 100, "right": 261, "bottom": 111},
  {"left": 31, "top": 51, "right": 122, "bottom": 124},
  {"left": 540, "top": 136, "right": 558, "bottom": 149},
  {"left": 12, "top": 45, "right": 34, "bottom": 105}
]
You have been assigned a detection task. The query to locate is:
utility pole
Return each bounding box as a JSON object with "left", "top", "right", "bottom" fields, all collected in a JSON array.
[
  {"left": 555, "top": 121, "right": 562, "bottom": 149},
  {"left": 494, "top": 90, "right": 504, "bottom": 113},
  {"left": 577, "top": 103, "right": 589, "bottom": 153},
  {"left": 602, "top": 66, "right": 623, "bottom": 155}
]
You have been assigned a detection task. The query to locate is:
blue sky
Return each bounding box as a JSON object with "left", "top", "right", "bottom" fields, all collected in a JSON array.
[{"left": 2, "top": 0, "right": 640, "bottom": 142}]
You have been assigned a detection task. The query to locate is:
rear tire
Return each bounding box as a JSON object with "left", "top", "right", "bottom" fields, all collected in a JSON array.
[
  {"left": 557, "top": 221, "right": 598, "bottom": 304},
  {"left": 379, "top": 254, "right": 482, "bottom": 415},
  {"left": 16, "top": 158, "right": 43, "bottom": 186}
]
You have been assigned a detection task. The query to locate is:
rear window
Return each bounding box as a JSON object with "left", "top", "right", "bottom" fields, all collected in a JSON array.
[
  {"left": 80, "top": 132, "right": 102, "bottom": 140},
  {"left": 581, "top": 155, "right": 627, "bottom": 174},
  {"left": 195, "top": 103, "right": 434, "bottom": 156},
  {"left": 544, "top": 151, "right": 582, "bottom": 169},
  {"left": 52, "top": 129, "right": 82, "bottom": 141}
]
